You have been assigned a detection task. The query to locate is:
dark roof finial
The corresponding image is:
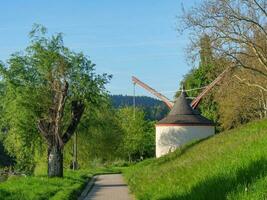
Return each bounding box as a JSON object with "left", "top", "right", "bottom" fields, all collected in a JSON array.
[
  {"left": 157, "top": 85, "right": 214, "bottom": 125},
  {"left": 181, "top": 82, "right": 185, "bottom": 92}
]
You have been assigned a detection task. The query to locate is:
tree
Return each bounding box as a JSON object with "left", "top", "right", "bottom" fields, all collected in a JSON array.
[
  {"left": 214, "top": 51, "right": 267, "bottom": 129},
  {"left": 64, "top": 102, "right": 124, "bottom": 167},
  {"left": 0, "top": 25, "right": 111, "bottom": 177},
  {"left": 215, "top": 68, "right": 266, "bottom": 129},
  {"left": 177, "top": 35, "right": 220, "bottom": 124},
  {"left": 116, "top": 107, "right": 155, "bottom": 161},
  {"left": 0, "top": 78, "right": 14, "bottom": 167},
  {"left": 179, "top": 0, "right": 267, "bottom": 91}
]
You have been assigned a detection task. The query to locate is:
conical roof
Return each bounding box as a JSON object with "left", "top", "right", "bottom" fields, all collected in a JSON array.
[{"left": 157, "top": 91, "right": 214, "bottom": 125}]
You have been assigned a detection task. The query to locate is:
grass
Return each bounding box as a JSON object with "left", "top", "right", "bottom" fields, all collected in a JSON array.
[
  {"left": 123, "top": 119, "right": 267, "bottom": 200},
  {"left": 0, "top": 167, "right": 121, "bottom": 200}
]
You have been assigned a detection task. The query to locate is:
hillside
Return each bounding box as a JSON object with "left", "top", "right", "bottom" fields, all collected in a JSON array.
[
  {"left": 110, "top": 95, "right": 169, "bottom": 120},
  {"left": 124, "top": 119, "right": 267, "bottom": 200}
]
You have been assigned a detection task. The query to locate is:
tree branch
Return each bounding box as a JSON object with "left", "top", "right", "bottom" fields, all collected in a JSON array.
[
  {"left": 37, "top": 119, "right": 52, "bottom": 143},
  {"left": 62, "top": 100, "right": 85, "bottom": 145},
  {"left": 234, "top": 74, "right": 267, "bottom": 91},
  {"left": 253, "top": 0, "right": 267, "bottom": 17},
  {"left": 213, "top": 46, "right": 267, "bottom": 78},
  {"left": 54, "top": 80, "right": 68, "bottom": 147}
]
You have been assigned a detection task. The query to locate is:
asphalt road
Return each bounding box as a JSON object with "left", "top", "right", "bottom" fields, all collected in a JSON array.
[{"left": 84, "top": 174, "right": 133, "bottom": 200}]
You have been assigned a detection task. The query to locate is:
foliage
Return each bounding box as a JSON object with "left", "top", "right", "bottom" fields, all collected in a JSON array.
[
  {"left": 0, "top": 71, "right": 44, "bottom": 173},
  {"left": 0, "top": 25, "right": 158, "bottom": 177},
  {"left": 116, "top": 107, "right": 155, "bottom": 161},
  {"left": 178, "top": 35, "right": 221, "bottom": 127},
  {"left": 179, "top": 0, "right": 267, "bottom": 88},
  {"left": 124, "top": 118, "right": 267, "bottom": 200},
  {"left": 0, "top": 139, "right": 14, "bottom": 167},
  {"left": 33, "top": 98, "right": 156, "bottom": 172},
  {"left": 178, "top": 0, "right": 267, "bottom": 130},
  {"left": 215, "top": 68, "right": 267, "bottom": 129},
  {"left": 0, "top": 24, "right": 111, "bottom": 174},
  {"left": 63, "top": 103, "right": 124, "bottom": 168},
  {"left": 62, "top": 105, "right": 155, "bottom": 168},
  {"left": 34, "top": 102, "right": 156, "bottom": 171},
  {"left": 0, "top": 70, "right": 14, "bottom": 167}
]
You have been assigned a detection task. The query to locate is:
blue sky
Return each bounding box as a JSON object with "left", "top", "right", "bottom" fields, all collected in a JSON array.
[{"left": 0, "top": 0, "right": 199, "bottom": 99}]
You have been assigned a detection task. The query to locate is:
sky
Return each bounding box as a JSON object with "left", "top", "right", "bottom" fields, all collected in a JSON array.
[{"left": 0, "top": 0, "right": 200, "bottom": 100}]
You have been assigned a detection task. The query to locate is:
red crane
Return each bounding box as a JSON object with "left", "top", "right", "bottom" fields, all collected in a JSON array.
[
  {"left": 132, "top": 67, "right": 233, "bottom": 109},
  {"left": 132, "top": 76, "right": 174, "bottom": 109},
  {"left": 190, "top": 66, "right": 233, "bottom": 109}
]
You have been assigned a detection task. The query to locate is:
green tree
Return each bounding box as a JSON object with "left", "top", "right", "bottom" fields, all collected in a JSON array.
[
  {"left": 63, "top": 102, "right": 124, "bottom": 168},
  {"left": 0, "top": 25, "right": 111, "bottom": 177},
  {"left": 116, "top": 107, "right": 155, "bottom": 162},
  {"left": 177, "top": 35, "right": 220, "bottom": 125}
]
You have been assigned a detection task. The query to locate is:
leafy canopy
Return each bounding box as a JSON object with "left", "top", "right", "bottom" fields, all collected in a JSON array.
[{"left": 0, "top": 24, "right": 111, "bottom": 173}]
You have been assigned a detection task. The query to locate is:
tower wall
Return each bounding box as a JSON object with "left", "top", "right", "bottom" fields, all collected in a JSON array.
[{"left": 155, "top": 125, "right": 215, "bottom": 158}]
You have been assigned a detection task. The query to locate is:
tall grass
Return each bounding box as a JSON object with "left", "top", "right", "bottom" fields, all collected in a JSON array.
[
  {"left": 0, "top": 170, "right": 91, "bottom": 200},
  {"left": 124, "top": 119, "right": 267, "bottom": 200},
  {"left": 0, "top": 167, "right": 121, "bottom": 200}
]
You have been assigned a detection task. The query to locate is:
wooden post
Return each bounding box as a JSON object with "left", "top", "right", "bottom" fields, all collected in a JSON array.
[
  {"left": 72, "top": 132, "right": 78, "bottom": 170},
  {"left": 133, "top": 83, "right": 136, "bottom": 118}
]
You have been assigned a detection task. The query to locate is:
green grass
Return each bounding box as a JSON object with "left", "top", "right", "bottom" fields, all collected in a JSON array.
[
  {"left": 123, "top": 119, "right": 267, "bottom": 200},
  {"left": 0, "top": 167, "right": 121, "bottom": 200}
]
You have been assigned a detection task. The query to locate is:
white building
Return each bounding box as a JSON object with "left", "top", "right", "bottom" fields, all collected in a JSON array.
[{"left": 156, "top": 91, "right": 215, "bottom": 158}]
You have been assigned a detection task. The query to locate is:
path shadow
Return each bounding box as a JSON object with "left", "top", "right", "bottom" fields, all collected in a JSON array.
[{"left": 159, "top": 158, "right": 267, "bottom": 200}]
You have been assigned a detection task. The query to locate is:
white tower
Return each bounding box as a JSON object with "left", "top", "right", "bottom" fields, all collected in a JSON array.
[{"left": 155, "top": 91, "right": 215, "bottom": 158}]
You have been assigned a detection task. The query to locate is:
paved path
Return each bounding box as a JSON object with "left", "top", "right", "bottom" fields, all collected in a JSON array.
[{"left": 84, "top": 174, "right": 133, "bottom": 200}]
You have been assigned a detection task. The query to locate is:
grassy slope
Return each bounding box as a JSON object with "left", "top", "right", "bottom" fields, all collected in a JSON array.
[
  {"left": 0, "top": 168, "right": 120, "bottom": 200},
  {"left": 124, "top": 119, "right": 267, "bottom": 200}
]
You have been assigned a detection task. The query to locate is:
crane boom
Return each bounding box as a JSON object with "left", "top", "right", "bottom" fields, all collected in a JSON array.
[
  {"left": 132, "top": 76, "right": 174, "bottom": 109},
  {"left": 132, "top": 67, "right": 232, "bottom": 111},
  {"left": 190, "top": 66, "right": 233, "bottom": 109}
]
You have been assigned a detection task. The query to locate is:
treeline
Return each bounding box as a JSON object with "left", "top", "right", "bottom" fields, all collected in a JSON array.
[
  {"left": 178, "top": 0, "right": 267, "bottom": 130},
  {"left": 110, "top": 95, "right": 169, "bottom": 120},
  {"left": 62, "top": 106, "right": 155, "bottom": 170}
]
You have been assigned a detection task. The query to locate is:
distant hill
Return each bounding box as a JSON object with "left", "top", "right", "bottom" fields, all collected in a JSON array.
[{"left": 110, "top": 95, "right": 169, "bottom": 121}]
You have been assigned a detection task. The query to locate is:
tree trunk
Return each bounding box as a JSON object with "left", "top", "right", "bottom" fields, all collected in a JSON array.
[
  {"left": 48, "top": 145, "right": 63, "bottom": 177},
  {"left": 38, "top": 99, "right": 84, "bottom": 178}
]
